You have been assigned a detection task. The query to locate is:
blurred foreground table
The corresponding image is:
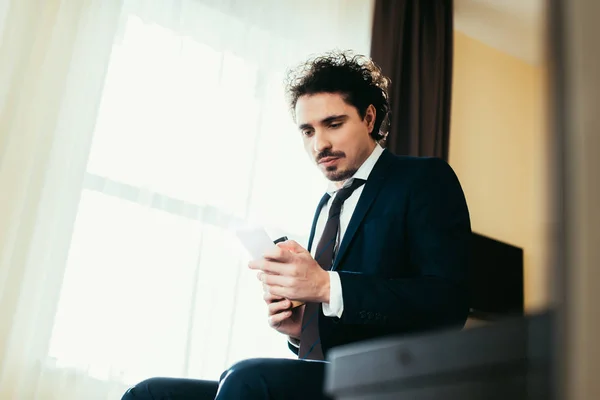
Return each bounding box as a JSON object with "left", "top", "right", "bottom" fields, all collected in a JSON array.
[{"left": 325, "top": 312, "right": 553, "bottom": 400}]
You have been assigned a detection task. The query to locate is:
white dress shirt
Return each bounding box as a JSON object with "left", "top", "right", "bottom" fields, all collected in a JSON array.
[{"left": 314, "top": 144, "right": 385, "bottom": 318}]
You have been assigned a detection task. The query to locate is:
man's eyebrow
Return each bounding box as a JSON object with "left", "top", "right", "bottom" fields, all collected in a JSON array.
[
  {"left": 298, "top": 114, "right": 349, "bottom": 131},
  {"left": 321, "top": 114, "right": 348, "bottom": 124}
]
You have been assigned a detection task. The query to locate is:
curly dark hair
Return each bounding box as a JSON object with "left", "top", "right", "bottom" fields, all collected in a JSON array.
[{"left": 284, "top": 50, "right": 391, "bottom": 142}]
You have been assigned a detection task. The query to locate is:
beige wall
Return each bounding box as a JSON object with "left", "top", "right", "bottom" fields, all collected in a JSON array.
[{"left": 449, "top": 31, "right": 549, "bottom": 311}]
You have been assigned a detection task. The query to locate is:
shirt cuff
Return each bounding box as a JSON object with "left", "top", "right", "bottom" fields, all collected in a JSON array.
[
  {"left": 322, "top": 271, "right": 344, "bottom": 318},
  {"left": 288, "top": 336, "right": 300, "bottom": 348}
]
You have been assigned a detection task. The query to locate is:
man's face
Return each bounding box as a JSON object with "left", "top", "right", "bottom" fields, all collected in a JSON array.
[{"left": 295, "top": 93, "right": 377, "bottom": 183}]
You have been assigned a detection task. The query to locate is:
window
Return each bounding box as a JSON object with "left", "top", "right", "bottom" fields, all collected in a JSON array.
[{"left": 48, "top": 13, "right": 327, "bottom": 384}]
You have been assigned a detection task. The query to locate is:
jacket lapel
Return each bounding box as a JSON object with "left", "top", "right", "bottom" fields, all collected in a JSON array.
[
  {"left": 331, "top": 150, "right": 393, "bottom": 271},
  {"left": 307, "top": 192, "right": 331, "bottom": 252}
]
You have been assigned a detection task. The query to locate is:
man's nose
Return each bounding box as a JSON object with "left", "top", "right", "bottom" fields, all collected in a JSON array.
[{"left": 313, "top": 130, "right": 331, "bottom": 153}]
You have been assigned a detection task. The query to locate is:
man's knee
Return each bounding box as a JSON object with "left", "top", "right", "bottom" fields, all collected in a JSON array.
[
  {"left": 217, "top": 358, "right": 272, "bottom": 397},
  {"left": 121, "top": 377, "right": 161, "bottom": 399},
  {"left": 220, "top": 358, "right": 270, "bottom": 383}
]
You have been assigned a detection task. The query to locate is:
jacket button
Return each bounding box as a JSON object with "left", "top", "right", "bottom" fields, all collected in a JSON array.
[{"left": 367, "top": 312, "right": 374, "bottom": 320}]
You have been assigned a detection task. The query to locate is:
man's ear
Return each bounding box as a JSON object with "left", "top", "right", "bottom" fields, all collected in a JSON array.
[{"left": 364, "top": 104, "right": 376, "bottom": 133}]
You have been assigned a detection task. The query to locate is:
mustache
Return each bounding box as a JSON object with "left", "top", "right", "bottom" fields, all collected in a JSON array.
[{"left": 316, "top": 150, "right": 345, "bottom": 163}]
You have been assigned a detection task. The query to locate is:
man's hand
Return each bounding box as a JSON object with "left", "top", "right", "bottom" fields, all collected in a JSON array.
[
  {"left": 249, "top": 240, "right": 330, "bottom": 304},
  {"left": 264, "top": 292, "right": 304, "bottom": 339}
]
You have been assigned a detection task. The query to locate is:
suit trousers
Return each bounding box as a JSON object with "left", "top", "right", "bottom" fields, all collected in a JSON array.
[{"left": 121, "top": 358, "right": 331, "bottom": 400}]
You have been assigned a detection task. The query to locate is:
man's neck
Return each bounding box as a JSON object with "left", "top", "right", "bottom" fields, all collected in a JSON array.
[{"left": 334, "top": 180, "right": 347, "bottom": 190}]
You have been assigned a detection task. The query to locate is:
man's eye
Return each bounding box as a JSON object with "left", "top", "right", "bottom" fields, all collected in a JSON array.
[
  {"left": 303, "top": 130, "right": 313, "bottom": 136},
  {"left": 330, "top": 123, "right": 342, "bottom": 129}
]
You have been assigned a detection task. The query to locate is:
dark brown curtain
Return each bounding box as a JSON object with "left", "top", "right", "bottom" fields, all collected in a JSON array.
[{"left": 370, "top": 0, "right": 454, "bottom": 160}]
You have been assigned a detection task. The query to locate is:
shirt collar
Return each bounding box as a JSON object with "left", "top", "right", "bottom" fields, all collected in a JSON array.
[{"left": 326, "top": 144, "right": 385, "bottom": 195}]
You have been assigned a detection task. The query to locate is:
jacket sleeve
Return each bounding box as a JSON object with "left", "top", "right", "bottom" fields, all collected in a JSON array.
[
  {"left": 337, "top": 158, "right": 471, "bottom": 330},
  {"left": 287, "top": 340, "right": 299, "bottom": 355}
]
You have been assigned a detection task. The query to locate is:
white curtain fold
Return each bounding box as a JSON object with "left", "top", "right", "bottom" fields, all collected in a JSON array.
[
  {"left": 0, "top": 1, "right": 127, "bottom": 398},
  {"left": 0, "top": 0, "right": 373, "bottom": 398}
]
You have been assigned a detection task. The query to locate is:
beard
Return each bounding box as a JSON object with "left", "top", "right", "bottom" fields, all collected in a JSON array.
[
  {"left": 316, "top": 149, "right": 354, "bottom": 181},
  {"left": 324, "top": 166, "right": 358, "bottom": 182}
]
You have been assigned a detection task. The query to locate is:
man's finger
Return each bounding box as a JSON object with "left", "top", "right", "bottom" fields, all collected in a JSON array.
[
  {"left": 267, "top": 299, "right": 291, "bottom": 316},
  {"left": 268, "top": 309, "right": 292, "bottom": 327},
  {"left": 277, "top": 240, "right": 306, "bottom": 254},
  {"left": 261, "top": 273, "right": 293, "bottom": 287},
  {"left": 263, "top": 291, "right": 284, "bottom": 303},
  {"left": 261, "top": 260, "right": 291, "bottom": 275},
  {"left": 263, "top": 246, "right": 294, "bottom": 263},
  {"left": 266, "top": 285, "right": 289, "bottom": 299},
  {"left": 248, "top": 258, "right": 263, "bottom": 271},
  {"left": 249, "top": 259, "right": 287, "bottom": 275}
]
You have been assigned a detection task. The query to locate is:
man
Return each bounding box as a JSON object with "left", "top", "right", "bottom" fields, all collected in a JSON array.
[{"left": 122, "top": 50, "right": 471, "bottom": 399}]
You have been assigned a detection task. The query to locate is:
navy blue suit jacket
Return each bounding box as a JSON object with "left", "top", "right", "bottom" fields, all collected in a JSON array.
[{"left": 289, "top": 149, "right": 471, "bottom": 358}]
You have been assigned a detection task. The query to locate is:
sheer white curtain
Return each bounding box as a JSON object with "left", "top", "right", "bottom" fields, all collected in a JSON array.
[
  {"left": 0, "top": 1, "right": 126, "bottom": 398},
  {"left": 0, "top": 0, "right": 373, "bottom": 398}
]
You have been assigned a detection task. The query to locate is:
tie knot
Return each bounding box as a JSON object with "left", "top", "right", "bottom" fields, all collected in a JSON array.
[{"left": 333, "top": 178, "right": 366, "bottom": 205}]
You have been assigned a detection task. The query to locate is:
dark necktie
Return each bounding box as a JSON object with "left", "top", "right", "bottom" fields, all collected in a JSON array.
[{"left": 299, "top": 178, "right": 366, "bottom": 360}]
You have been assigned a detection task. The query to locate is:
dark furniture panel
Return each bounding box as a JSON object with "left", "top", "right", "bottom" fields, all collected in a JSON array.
[
  {"left": 469, "top": 232, "right": 524, "bottom": 317},
  {"left": 325, "top": 312, "right": 552, "bottom": 400}
]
